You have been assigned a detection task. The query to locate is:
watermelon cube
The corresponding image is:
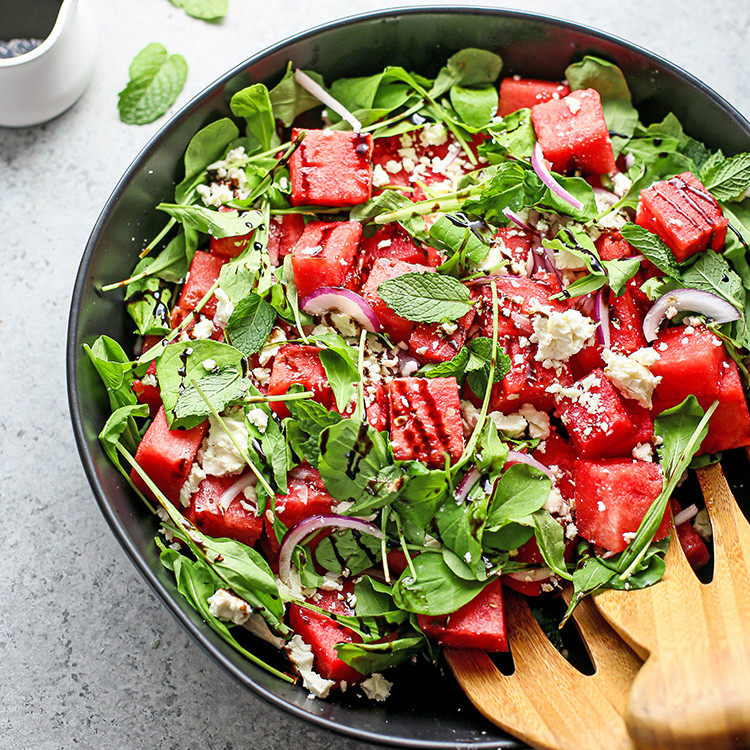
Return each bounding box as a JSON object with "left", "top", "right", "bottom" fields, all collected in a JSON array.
[
  {"left": 209, "top": 206, "right": 254, "bottom": 259},
  {"left": 361, "top": 258, "right": 433, "bottom": 343},
  {"left": 186, "top": 473, "right": 263, "bottom": 548},
  {"left": 291, "top": 220, "right": 362, "bottom": 302},
  {"left": 289, "top": 586, "right": 364, "bottom": 685},
  {"left": 671, "top": 500, "right": 710, "bottom": 570},
  {"left": 268, "top": 213, "right": 305, "bottom": 266},
  {"left": 358, "top": 224, "right": 438, "bottom": 278},
  {"left": 635, "top": 172, "right": 728, "bottom": 262},
  {"left": 532, "top": 428, "right": 577, "bottom": 503},
  {"left": 267, "top": 344, "right": 335, "bottom": 418},
  {"left": 388, "top": 377, "right": 464, "bottom": 467},
  {"left": 574, "top": 458, "right": 669, "bottom": 553},
  {"left": 264, "top": 464, "right": 334, "bottom": 555},
  {"left": 417, "top": 578, "right": 508, "bottom": 651},
  {"left": 497, "top": 76, "right": 570, "bottom": 117},
  {"left": 555, "top": 369, "right": 653, "bottom": 458},
  {"left": 130, "top": 406, "right": 208, "bottom": 506},
  {"left": 650, "top": 325, "right": 725, "bottom": 414},
  {"left": 609, "top": 288, "right": 647, "bottom": 355},
  {"left": 409, "top": 308, "right": 476, "bottom": 364},
  {"left": 290, "top": 128, "right": 373, "bottom": 207},
  {"left": 699, "top": 359, "right": 750, "bottom": 454},
  {"left": 132, "top": 360, "right": 161, "bottom": 418},
  {"left": 492, "top": 226, "right": 534, "bottom": 272},
  {"left": 596, "top": 230, "right": 636, "bottom": 261},
  {"left": 171, "top": 251, "right": 227, "bottom": 327},
  {"left": 531, "top": 88, "right": 616, "bottom": 175}
]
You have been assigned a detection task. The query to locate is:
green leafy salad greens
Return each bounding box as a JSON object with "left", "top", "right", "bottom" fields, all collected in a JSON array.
[{"left": 89, "top": 48, "right": 750, "bottom": 697}]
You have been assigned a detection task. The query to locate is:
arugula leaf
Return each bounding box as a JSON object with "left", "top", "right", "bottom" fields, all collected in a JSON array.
[
  {"left": 483, "top": 522, "right": 534, "bottom": 552},
  {"left": 175, "top": 118, "right": 240, "bottom": 203},
  {"left": 286, "top": 397, "right": 343, "bottom": 467},
  {"left": 530, "top": 509, "right": 569, "bottom": 580},
  {"left": 681, "top": 250, "right": 744, "bottom": 310},
  {"left": 315, "top": 529, "right": 382, "bottom": 576},
  {"left": 462, "top": 161, "right": 542, "bottom": 223},
  {"left": 701, "top": 152, "right": 750, "bottom": 201},
  {"left": 168, "top": 0, "right": 227, "bottom": 20},
  {"left": 430, "top": 48, "right": 503, "bottom": 98},
  {"left": 392, "top": 552, "right": 489, "bottom": 616},
  {"left": 336, "top": 636, "right": 423, "bottom": 673},
  {"left": 156, "top": 340, "right": 247, "bottom": 428},
  {"left": 475, "top": 420, "right": 509, "bottom": 481},
  {"left": 481, "top": 108, "right": 536, "bottom": 161},
  {"left": 118, "top": 43, "right": 187, "bottom": 125},
  {"left": 377, "top": 272, "right": 473, "bottom": 323},
  {"left": 601, "top": 257, "right": 641, "bottom": 296},
  {"left": 225, "top": 293, "right": 276, "bottom": 356},
  {"left": 84, "top": 336, "right": 137, "bottom": 412},
  {"left": 99, "top": 403, "right": 150, "bottom": 465},
  {"left": 619, "top": 223, "right": 681, "bottom": 278},
  {"left": 486, "top": 463, "right": 551, "bottom": 529},
  {"left": 157, "top": 204, "right": 262, "bottom": 238},
  {"left": 392, "top": 462, "right": 449, "bottom": 532},
  {"left": 268, "top": 65, "right": 326, "bottom": 127},
  {"left": 125, "top": 272, "right": 172, "bottom": 336},
  {"left": 230, "top": 84, "right": 280, "bottom": 153},
  {"left": 311, "top": 332, "right": 360, "bottom": 412},
  {"left": 350, "top": 190, "right": 430, "bottom": 245},
  {"left": 450, "top": 84, "right": 498, "bottom": 129},
  {"left": 328, "top": 71, "right": 415, "bottom": 128},
  {"left": 429, "top": 214, "right": 491, "bottom": 273}
]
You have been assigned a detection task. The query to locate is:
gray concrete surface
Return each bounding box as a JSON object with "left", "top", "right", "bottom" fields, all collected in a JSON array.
[{"left": 1, "top": 1, "right": 748, "bottom": 748}]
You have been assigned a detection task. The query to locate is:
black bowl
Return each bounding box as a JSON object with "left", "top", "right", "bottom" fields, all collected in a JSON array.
[{"left": 67, "top": 7, "right": 750, "bottom": 748}]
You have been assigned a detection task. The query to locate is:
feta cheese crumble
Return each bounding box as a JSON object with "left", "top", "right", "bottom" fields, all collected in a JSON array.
[
  {"left": 208, "top": 588, "right": 251, "bottom": 625},
  {"left": 530, "top": 309, "right": 597, "bottom": 363},
  {"left": 179, "top": 462, "right": 206, "bottom": 507},
  {"left": 602, "top": 347, "right": 662, "bottom": 408},
  {"left": 199, "top": 410, "right": 248, "bottom": 476},
  {"left": 286, "top": 635, "right": 336, "bottom": 699},
  {"left": 360, "top": 673, "right": 393, "bottom": 702}
]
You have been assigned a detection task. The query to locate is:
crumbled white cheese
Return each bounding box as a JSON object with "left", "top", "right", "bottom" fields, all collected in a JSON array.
[
  {"left": 208, "top": 588, "right": 251, "bottom": 625},
  {"left": 602, "top": 347, "right": 662, "bottom": 408},
  {"left": 213, "top": 287, "right": 235, "bottom": 328},
  {"left": 611, "top": 172, "right": 633, "bottom": 198},
  {"left": 460, "top": 399, "right": 481, "bottom": 437},
  {"left": 372, "top": 163, "right": 391, "bottom": 188},
  {"left": 632, "top": 442, "right": 654, "bottom": 462},
  {"left": 519, "top": 404, "right": 551, "bottom": 439},
  {"left": 199, "top": 411, "right": 248, "bottom": 476},
  {"left": 274, "top": 566, "right": 315, "bottom": 603},
  {"left": 191, "top": 315, "right": 215, "bottom": 340},
  {"left": 531, "top": 309, "right": 597, "bottom": 363},
  {"left": 419, "top": 122, "right": 449, "bottom": 147},
  {"left": 489, "top": 411, "right": 527, "bottom": 438},
  {"left": 179, "top": 462, "right": 206, "bottom": 507},
  {"left": 202, "top": 358, "right": 217, "bottom": 372},
  {"left": 246, "top": 407, "right": 269, "bottom": 433},
  {"left": 554, "top": 248, "right": 587, "bottom": 270},
  {"left": 544, "top": 486, "right": 565, "bottom": 515},
  {"left": 286, "top": 635, "right": 336, "bottom": 700},
  {"left": 257, "top": 326, "right": 287, "bottom": 366},
  {"left": 564, "top": 95, "right": 581, "bottom": 114},
  {"left": 141, "top": 373, "right": 158, "bottom": 388},
  {"left": 330, "top": 312, "right": 360, "bottom": 339},
  {"left": 196, "top": 182, "right": 234, "bottom": 207},
  {"left": 360, "top": 673, "right": 393, "bottom": 702}
]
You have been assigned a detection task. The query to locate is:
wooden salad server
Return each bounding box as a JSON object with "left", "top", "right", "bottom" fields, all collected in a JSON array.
[
  {"left": 446, "top": 588, "right": 642, "bottom": 750},
  {"left": 594, "top": 462, "right": 750, "bottom": 750}
]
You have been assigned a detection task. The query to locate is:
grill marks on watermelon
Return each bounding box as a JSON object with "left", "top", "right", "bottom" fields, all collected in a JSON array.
[
  {"left": 268, "top": 213, "right": 305, "bottom": 266},
  {"left": 130, "top": 406, "right": 208, "bottom": 506},
  {"left": 290, "top": 220, "right": 363, "bottom": 302},
  {"left": 417, "top": 578, "right": 508, "bottom": 651},
  {"left": 388, "top": 377, "right": 464, "bottom": 467},
  {"left": 409, "top": 309, "right": 476, "bottom": 364},
  {"left": 635, "top": 172, "right": 728, "bottom": 262},
  {"left": 290, "top": 128, "right": 373, "bottom": 207},
  {"left": 497, "top": 77, "right": 570, "bottom": 117},
  {"left": 531, "top": 88, "right": 616, "bottom": 175}
]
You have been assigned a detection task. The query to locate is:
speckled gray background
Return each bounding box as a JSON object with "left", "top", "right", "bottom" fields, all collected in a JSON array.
[{"left": 1, "top": 1, "right": 749, "bottom": 748}]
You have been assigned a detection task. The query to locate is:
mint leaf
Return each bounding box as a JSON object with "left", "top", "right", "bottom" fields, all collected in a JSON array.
[
  {"left": 465, "top": 336, "right": 512, "bottom": 394},
  {"left": 174, "top": 368, "right": 249, "bottom": 424},
  {"left": 156, "top": 204, "right": 262, "bottom": 238},
  {"left": 169, "top": 0, "right": 227, "bottom": 20},
  {"left": 701, "top": 152, "right": 750, "bottom": 201},
  {"left": 620, "top": 223, "right": 681, "bottom": 278},
  {"left": 601, "top": 257, "right": 641, "bottom": 296},
  {"left": 225, "top": 293, "right": 276, "bottom": 356},
  {"left": 118, "top": 43, "right": 187, "bottom": 125},
  {"left": 377, "top": 272, "right": 472, "bottom": 323},
  {"left": 419, "top": 346, "right": 471, "bottom": 380},
  {"left": 681, "top": 250, "right": 744, "bottom": 310}
]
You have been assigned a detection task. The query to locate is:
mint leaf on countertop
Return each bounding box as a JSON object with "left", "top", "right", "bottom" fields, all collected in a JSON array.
[
  {"left": 118, "top": 43, "right": 188, "bottom": 125},
  {"left": 377, "top": 272, "right": 473, "bottom": 323}
]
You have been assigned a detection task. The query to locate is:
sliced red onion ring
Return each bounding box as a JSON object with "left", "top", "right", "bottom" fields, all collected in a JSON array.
[
  {"left": 301, "top": 287, "right": 382, "bottom": 332},
  {"left": 509, "top": 311, "right": 534, "bottom": 336},
  {"left": 454, "top": 467, "right": 481, "bottom": 504},
  {"left": 643, "top": 288, "right": 741, "bottom": 342},
  {"left": 594, "top": 290, "right": 611, "bottom": 348},
  {"left": 538, "top": 240, "right": 563, "bottom": 286},
  {"left": 506, "top": 450, "right": 556, "bottom": 482},
  {"left": 592, "top": 186, "right": 619, "bottom": 209},
  {"left": 531, "top": 142, "right": 584, "bottom": 212},
  {"left": 278, "top": 514, "right": 384, "bottom": 585},
  {"left": 218, "top": 473, "right": 257, "bottom": 514},
  {"left": 294, "top": 69, "right": 362, "bottom": 132},
  {"left": 674, "top": 504, "right": 699, "bottom": 527},
  {"left": 502, "top": 207, "right": 537, "bottom": 234}
]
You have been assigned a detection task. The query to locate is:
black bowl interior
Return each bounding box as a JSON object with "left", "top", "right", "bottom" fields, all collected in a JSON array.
[{"left": 68, "top": 7, "right": 750, "bottom": 749}]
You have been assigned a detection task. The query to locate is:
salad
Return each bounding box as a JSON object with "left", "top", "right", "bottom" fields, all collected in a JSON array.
[{"left": 87, "top": 48, "right": 750, "bottom": 702}]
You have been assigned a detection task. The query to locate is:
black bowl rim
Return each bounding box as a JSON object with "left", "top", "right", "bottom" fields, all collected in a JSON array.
[{"left": 67, "top": 5, "right": 750, "bottom": 748}]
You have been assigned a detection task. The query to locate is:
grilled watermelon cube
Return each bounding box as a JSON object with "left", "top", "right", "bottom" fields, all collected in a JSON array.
[
  {"left": 409, "top": 309, "right": 476, "bottom": 364},
  {"left": 289, "top": 586, "right": 364, "bottom": 685},
  {"left": 130, "top": 406, "right": 208, "bottom": 506},
  {"left": 171, "top": 251, "right": 227, "bottom": 327},
  {"left": 650, "top": 325, "right": 725, "bottom": 414},
  {"left": 555, "top": 369, "right": 652, "bottom": 458},
  {"left": 268, "top": 213, "right": 305, "bottom": 266},
  {"left": 574, "top": 458, "right": 669, "bottom": 553},
  {"left": 497, "top": 77, "right": 570, "bottom": 117},
  {"left": 291, "top": 220, "right": 362, "bottom": 302},
  {"left": 267, "top": 344, "right": 335, "bottom": 418},
  {"left": 264, "top": 464, "right": 335, "bottom": 555},
  {"left": 635, "top": 172, "right": 728, "bottom": 262},
  {"left": 185, "top": 473, "right": 263, "bottom": 547},
  {"left": 389, "top": 377, "right": 464, "bottom": 467},
  {"left": 361, "top": 258, "right": 433, "bottom": 343},
  {"left": 609, "top": 288, "right": 648, "bottom": 355},
  {"left": 417, "top": 578, "right": 508, "bottom": 651},
  {"left": 699, "top": 359, "right": 750, "bottom": 454},
  {"left": 290, "top": 128, "right": 373, "bottom": 207},
  {"left": 531, "top": 88, "right": 616, "bottom": 175},
  {"left": 365, "top": 383, "right": 390, "bottom": 433},
  {"left": 358, "top": 224, "right": 439, "bottom": 278}
]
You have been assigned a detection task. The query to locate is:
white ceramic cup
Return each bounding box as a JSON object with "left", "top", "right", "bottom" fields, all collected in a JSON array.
[{"left": 0, "top": 0, "right": 97, "bottom": 127}]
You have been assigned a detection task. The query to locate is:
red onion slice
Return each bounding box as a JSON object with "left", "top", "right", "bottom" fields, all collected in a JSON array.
[
  {"left": 502, "top": 207, "right": 537, "bottom": 234},
  {"left": 506, "top": 450, "right": 556, "bottom": 482},
  {"left": 531, "top": 142, "right": 584, "bottom": 212},
  {"left": 218, "top": 473, "right": 257, "bottom": 514},
  {"left": 594, "top": 290, "right": 611, "bottom": 348},
  {"left": 301, "top": 287, "right": 382, "bottom": 332},
  {"left": 643, "top": 288, "right": 741, "bottom": 342},
  {"left": 278, "top": 514, "right": 384, "bottom": 585},
  {"left": 674, "top": 504, "right": 699, "bottom": 527},
  {"left": 454, "top": 467, "right": 481, "bottom": 504},
  {"left": 294, "top": 69, "right": 362, "bottom": 132}
]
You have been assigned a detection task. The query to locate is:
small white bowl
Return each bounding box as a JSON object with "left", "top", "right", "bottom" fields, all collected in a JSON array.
[{"left": 0, "top": 0, "right": 97, "bottom": 127}]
